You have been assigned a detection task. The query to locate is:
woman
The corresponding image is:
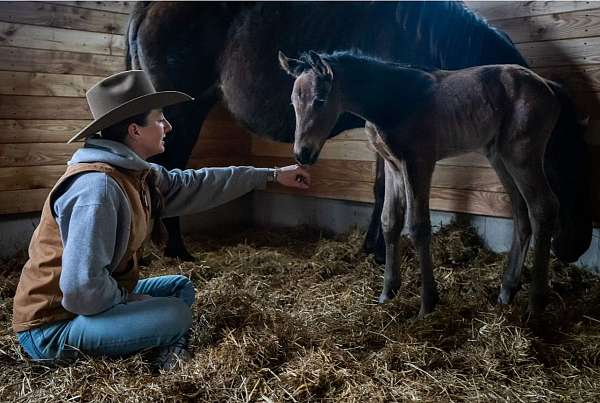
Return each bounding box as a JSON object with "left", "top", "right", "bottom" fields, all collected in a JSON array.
[{"left": 12, "top": 70, "right": 310, "bottom": 370}]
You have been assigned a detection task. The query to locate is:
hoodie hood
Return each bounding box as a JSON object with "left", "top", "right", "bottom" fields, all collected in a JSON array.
[{"left": 69, "top": 138, "right": 150, "bottom": 171}]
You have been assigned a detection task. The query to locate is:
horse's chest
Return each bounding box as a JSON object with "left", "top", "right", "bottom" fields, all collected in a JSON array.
[{"left": 365, "top": 123, "right": 403, "bottom": 170}]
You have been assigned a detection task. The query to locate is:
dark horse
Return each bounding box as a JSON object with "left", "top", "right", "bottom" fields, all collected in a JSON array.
[
  {"left": 126, "top": 2, "right": 591, "bottom": 263},
  {"left": 281, "top": 50, "right": 562, "bottom": 316}
]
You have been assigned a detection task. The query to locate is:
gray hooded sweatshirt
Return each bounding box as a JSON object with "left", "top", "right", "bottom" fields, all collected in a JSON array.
[{"left": 54, "top": 139, "right": 272, "bottom": 316}]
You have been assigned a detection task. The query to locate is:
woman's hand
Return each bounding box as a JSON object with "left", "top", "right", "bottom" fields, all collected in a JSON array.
[{"left": 275, "top": 165, "right": 311, "bottom": 189}]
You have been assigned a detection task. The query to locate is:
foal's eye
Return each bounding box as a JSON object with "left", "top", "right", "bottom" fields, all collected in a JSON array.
[{"left": 313, "top": 99, "right": 325, "bottom": 109}]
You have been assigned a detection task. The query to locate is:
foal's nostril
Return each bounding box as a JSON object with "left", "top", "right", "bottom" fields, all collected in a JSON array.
[{"left": 296, "top": 147, "right": 315, "bottom": 165}]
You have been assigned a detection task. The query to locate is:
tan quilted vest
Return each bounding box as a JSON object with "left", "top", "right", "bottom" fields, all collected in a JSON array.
[{"left": 12, "top": 163, "right": 152, "bottom": 332}]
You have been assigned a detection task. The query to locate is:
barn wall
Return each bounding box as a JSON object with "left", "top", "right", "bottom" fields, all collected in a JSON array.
[
  {"left": 0, "top": 2, "right": 599, "bottom": 269},
  {"left": 251, "top": 1, "right": 600, "bottom": 225}
]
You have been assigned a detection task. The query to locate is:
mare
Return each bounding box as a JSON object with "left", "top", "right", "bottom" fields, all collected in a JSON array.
[
  {"left": 126, "top": 2, "right": 590, "bottom": 263},
  {"left": 280, "top": 50, "right": 562, "bottom": 316}
]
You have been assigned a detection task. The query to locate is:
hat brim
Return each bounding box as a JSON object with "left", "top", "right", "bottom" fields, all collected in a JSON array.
[{"left": 67, "top": 91, "right": 194, "bottom": 143}]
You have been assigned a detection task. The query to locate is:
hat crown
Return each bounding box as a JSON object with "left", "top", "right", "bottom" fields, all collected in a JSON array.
[{"left": 86, "top": 70, "right": 157, "bottom": 119}]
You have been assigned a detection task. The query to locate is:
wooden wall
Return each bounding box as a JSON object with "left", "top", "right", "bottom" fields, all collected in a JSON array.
[
  {"left": 251, "top": 1, "right": 600, "bottom": 223},
  {"left": 0, "top": 1, "right": 598, "bottom": 223},
  {"left": 0, "top": 1, "right": 250, "bottom": 215}
]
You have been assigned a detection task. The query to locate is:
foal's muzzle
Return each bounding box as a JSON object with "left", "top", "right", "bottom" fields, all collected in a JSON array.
[{"left": 295, "top": 146, "right": 319, "bottom": 166}]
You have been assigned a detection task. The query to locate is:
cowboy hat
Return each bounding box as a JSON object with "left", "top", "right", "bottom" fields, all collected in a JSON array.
[{"left": 68, "top": 70, "right": 193, "bottom": 143}]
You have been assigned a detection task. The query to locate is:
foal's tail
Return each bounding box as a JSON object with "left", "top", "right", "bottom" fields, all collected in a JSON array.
[
  {"left": 545, "top": 80, "right": 592, "bottom": 262},
  {"left": 124, "top": 2, "right": 152, "bottom": 70}
]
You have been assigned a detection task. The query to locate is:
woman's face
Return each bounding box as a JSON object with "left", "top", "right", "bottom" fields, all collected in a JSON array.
[{"left": 131, "top": 109, "right": 173, "bottom": 159}]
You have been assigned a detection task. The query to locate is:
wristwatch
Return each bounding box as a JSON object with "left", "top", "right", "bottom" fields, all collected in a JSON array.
[{"left": 267, "top": 167, "right": 279, "bottom": 183}]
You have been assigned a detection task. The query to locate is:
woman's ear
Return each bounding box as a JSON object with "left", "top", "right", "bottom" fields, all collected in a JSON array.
[{"left": 127, "top": 122, "right": 140, "bottom": 142}]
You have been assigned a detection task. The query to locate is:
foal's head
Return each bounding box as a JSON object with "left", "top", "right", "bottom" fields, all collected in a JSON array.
[{"left": 279, "top": 50, "right": 341, "bottom": 165}]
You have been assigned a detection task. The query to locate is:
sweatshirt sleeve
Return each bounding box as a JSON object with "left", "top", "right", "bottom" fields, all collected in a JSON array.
[
  {"left": 150, "top": 163, "right": 273, "bottom": 218},
  {"left": 54, "top": 172, "right": 130, "bottom": 316}
]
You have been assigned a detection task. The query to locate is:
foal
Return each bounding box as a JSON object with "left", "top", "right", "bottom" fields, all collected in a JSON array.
[{"left": 279, "top": 50, "right": 561, "bottom": 317}]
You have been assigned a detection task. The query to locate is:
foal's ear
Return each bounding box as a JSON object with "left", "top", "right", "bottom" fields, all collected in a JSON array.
[
  {"left": 278, "top": 51, "right": 304, "bottom": 78},
  {"left": 308, "top": 50, "right": 333, "bottom": 80}
]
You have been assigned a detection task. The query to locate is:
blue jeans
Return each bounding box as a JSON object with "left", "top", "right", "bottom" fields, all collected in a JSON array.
[{"left": 17, "top": 275, "right": 195, "bottom": 362}]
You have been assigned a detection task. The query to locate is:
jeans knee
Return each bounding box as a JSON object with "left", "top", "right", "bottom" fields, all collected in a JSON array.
[
  {"left": 172, "top": 275, "right": 196, "bottom": 306},
  {"left": 164, "top": 299, "right": 193, "bottom": 335}
]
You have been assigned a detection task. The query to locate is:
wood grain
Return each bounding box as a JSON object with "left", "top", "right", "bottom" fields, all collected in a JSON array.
[
  {"left": 0, "top": 187, "right": 49, "bottom": 214},
  {"left": 0, "top": 165, "right": 65, "bottom": 191},
  {"left": 0, "top": 2, "right": 128, "bottom": 34},
  {"left": 0, "top": 96, "right": 90, "bottom": 119},
  {"left": 0, "top": 143, "right": 80, "bottom": 167},
  {"left": 0, "top": 71, "right": 102, "bottom": 97},
  {"left": 0, "top": 22, "right": 124, "bottom": 56},
  {"left": 467, "top": 1, "right": 597, "bottom": 21},
  {"left": 0, "top": 46, "right": 124, "bottom": 76},
  {"left": 0, "top": 119, "right": 89, "bottom": 143}
]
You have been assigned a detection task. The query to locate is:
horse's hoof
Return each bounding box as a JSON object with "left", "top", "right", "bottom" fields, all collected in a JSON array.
[
  {"left": 374, "top": 251, "right": 386, "bottom": 265},
  {"left": 164, "top": 246, "right": 196, "bottom": 261}
]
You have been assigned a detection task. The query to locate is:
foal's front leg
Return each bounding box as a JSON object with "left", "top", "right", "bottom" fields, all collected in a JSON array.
[
  {"left": 404, "top": 157, "right": 437, "bottom": 317},
  {"left": 379, "top": 160, "right": 407, "bottom": 303}
]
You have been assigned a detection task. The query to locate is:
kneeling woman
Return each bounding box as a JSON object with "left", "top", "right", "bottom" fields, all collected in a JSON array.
[{"left": 12, "top": 70, "right": 310, "bottom": 370}]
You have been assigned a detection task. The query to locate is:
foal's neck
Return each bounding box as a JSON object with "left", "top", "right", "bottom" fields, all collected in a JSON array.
[{"left": 332, "top": 56, "right": 437, "bottom": 128}]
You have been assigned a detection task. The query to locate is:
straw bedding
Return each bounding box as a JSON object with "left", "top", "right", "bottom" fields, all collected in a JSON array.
[{"left": 1, "top": 223, "right": 600, "bottom": 402}]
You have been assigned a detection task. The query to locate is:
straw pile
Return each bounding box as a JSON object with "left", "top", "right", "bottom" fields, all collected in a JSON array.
[{"left": 1, "top": 223, "right": 600, "bottom": 402}]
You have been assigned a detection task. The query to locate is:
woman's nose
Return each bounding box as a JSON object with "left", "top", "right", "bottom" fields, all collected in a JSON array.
[{"left": 164, "top": 119, "right": 173, "bottom": 133}]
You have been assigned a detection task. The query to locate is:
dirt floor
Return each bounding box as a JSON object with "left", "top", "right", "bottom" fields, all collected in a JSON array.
[{"left": 2, "top": 223, "right": 600, "bottom": 402}]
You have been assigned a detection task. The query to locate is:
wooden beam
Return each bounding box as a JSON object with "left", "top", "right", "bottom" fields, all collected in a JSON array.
[
  {"left": 0, "top": 2, "right": 128, "bottom": 35},
  {"left": 0, "top": 71, "right": 103, "bottom": 97},
  {"left": 493, "top": 8, "right": 600, "bottom": 44},
  {"left": 0, "top": 187, "right": 49, "bottom": 214},
  {"left": 0, "top": 46, "right": 124, "bottom": 76},
  {"left": 536, "top": 64, "right": 600, "bottom": 93},
  {"left": 48, "top": 1, "right": 135, "bottom": 14},
  {"left": 518, "top": 37, "right": 600, "bottom": 68},
  {"left": 0, "top": 21, "right": 125, "bottom": 56},
  {"left": 467, "top": 1, "right": 598, "bottom": 21},
  {"left": 0, "top": 143, "right": 80, "bottom": 167},
  {"left": 0, "top": 119, "right": 89, "bottom": 143},
  {"left": 0, "top": 165, "right": 65, "bottom": 191},
  {"left": 0, "top": 96, "right": 90, "bottom": 119}
]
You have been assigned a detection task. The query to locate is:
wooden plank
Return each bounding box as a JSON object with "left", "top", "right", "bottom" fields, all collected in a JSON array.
[
  {"left": 0, "top": 165, "right": 64, "bottom": 191},
  {"left": 189, "top": 138, "right": 249, "bottom": 160},
  {"left": 251, "top": 137, "right": 376, "bottom": 161},
  {"left": 49, "top": 1, "right": 135, "bottom": 14},
  {"left": 252, "top": 155, "right": 503, "bottom": 192},
  {"left": 0, "top": 2, "right": 128, "bottom": 34},
  {"left": 0, "top": 71, "right": 102, "bottom": 97},
  {"left": 429, "top": 188, "right": 512, "bottom": 218},
  {"left": 536, "top": 64, "right": 600, "bottom": 93},
  {"left": 251, "top": 156, "right": 377, "bottom": 183},
  {"left": 0, "top": 143, "right": 80, "bottom": 167},
  {"left": 467, "top": 1, "right": 597, "bottom": 21},
  {"left": 0, "top": 22, "right": 124, "bottom": 56},
  {"left": 518, "top": 37, "right": 600, "bottom": 68},
  {"left": 0, "top": 119, "right": 89, "bottom": 143},
  {"left": 437, "top": 153, "right": 490, "bottom": 168},
  {"left": 0, "top": 46, "right": 124, "bottom": 76},
  {"left": 493, "top": 8, "right": 600, "bottom": 44},
  {"left": 264, "top": 178, "right": 374, "bottom": 203},
  {"left": 261, "top": 183, "right": 512, "bottom": 218},
  {"left": 0, "top": 187, "right": 49, "bottom": 214},
  {"left": 187, "top": 156, "right": 252, "bottom": 169},
  {"left": 0, "top": 96, "right": 90, "bottom": 119}
]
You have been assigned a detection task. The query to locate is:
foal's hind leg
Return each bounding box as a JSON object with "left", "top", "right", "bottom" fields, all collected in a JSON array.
[
  {"left": 379, "top": 160, "right": 407, "bottom": 303},
  {"left": 488, "top": 154, "right": 532, "bottom": 305},
  {"left": 501, "top": 154, "right": 558, "bottom": 315}
]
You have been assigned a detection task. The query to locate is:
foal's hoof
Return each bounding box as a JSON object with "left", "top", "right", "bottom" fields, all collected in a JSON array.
[
  {"left": 378, "top": 289, "right": 397, "bottom": 304},
  {"left": 497, "top": 286, "right": 517, "bottom": 305}
]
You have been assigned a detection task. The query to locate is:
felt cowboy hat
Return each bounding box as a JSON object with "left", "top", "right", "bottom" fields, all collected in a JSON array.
[{"left": 68, "top": 70, "right": 193, "bottom": 143}]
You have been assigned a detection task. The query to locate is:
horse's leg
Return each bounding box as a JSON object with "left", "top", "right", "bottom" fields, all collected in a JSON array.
[
  {"left": 404, "top": 156, "right": 437, "bottom": 317},
  {"left": 378, "top": 160, "right": 407, "bottom": 303},
  {"left": 152, "top": 98, "right": 217, "bottom": 260},
  {"left": 365, "top": 155, "right": 387, "bottom": 264},
  {"left": 488, "top": 154, "right": 532, "bottom": 304},
  {"left": 501, "top": 153, "right": 558, "bottom": 315}
]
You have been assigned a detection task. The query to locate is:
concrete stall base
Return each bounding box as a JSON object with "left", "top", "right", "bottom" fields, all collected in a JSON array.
[{"left": 1, "top": 191, "right": 598, "bottom": 273}]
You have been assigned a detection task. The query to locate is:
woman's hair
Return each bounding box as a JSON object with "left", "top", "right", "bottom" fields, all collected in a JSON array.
[{"left": 97, "top": 111, "right": 151, "bottom": 143}]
